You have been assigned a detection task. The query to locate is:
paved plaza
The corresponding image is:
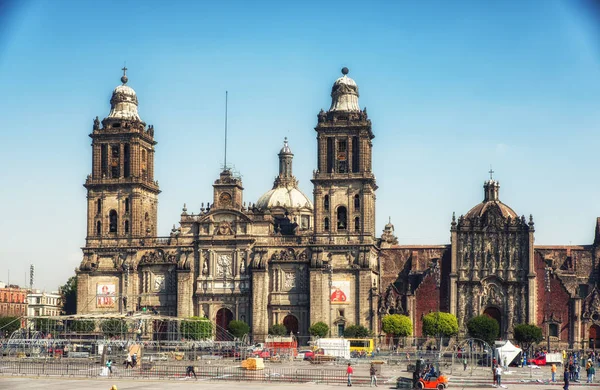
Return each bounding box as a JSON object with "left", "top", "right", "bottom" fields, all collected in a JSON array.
[{"left": 1, "top": 376, "right": 600, "bottom": 390}]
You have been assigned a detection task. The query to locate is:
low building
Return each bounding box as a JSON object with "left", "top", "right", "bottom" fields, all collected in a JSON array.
[
  {"left": 27, "top": 290, "right": 61, "bottom": 317},
  {"left": 0, "top": 282, "right": 28, "bottom": 317}
]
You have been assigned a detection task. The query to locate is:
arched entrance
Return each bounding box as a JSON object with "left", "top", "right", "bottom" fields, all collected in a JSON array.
[
  {"left": 283, "top": 314, "right": 299, "bottom": 335},
  {"left": 483, "top": 307, "right": 502, "bottom": 339},
  {"left": 589, "top": 325, "right": 600, "bottom": 349},
  {"left": 216, "top": 308, "right": 234, "bottom": 340}
]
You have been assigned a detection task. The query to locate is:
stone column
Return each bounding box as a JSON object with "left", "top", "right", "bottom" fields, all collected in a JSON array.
[
  {"left": 357, "top": 269, "right": 372, "bottom": 329},
  {"left": 252, "top": 270, "right": 269, "bottom": 342},
  {"left": 574, "top": 298, "right": 582, "bottom": 347},
  {"left": 76, "top": 273, "right": 90, "bottom": 314},
  {"left": 177, "top": 270, "right": 193, "bottom": 318},
  {"left": 309, "top": 269, "right": 330, "bottom": 330}
]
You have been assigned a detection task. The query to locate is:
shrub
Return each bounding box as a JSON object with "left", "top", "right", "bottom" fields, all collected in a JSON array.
[
  {"left": 308, "top": 322, "right": 329, "bottom": 338},
  {"left": 228, "top": 320, "right": 250, "bottom": 338},
  {"left": 466, "top": 315, "right": 499, "bottom": 346},
  {"left": 268, "top": 324, "right": 288, "bottom": 336},
  {"left": 382, "top": 314, "right": 412, "bottom": 337},
  {"left": 180, "top": 317, "right": 213, "bottom": 340},
  {"left": 422, "top": 312, "right": 459, "bottom": 338},
  {"left": 343, "top": 324, "right": 371, "bottom": 338}
]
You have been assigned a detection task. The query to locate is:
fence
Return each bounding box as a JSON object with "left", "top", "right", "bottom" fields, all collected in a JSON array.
[{"left": 0, "top": 360, "right": 373, "bottom": 384}]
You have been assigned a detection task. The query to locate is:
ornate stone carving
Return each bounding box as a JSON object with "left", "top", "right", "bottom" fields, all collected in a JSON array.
[
  {"left": 140, "top": 249, "right": 178, "bottom": 265},
  {"left": 216, "top": 221, "right": 234, "bottom": 236},
  {"left": 216, "top": 254, "right": 232, "bottom": 278},
  {"left": 284, "top": 272, "right": 296, "bottom": 289},
  {"left": 154, "top": 275, "right": 165, "bottom": 292}
]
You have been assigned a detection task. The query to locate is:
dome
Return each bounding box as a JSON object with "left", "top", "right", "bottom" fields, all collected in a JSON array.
[
  {"left": 329, "top": 67, "right": 360, "bottom": 112},
  {"left": 280, "top": 137, "right": 292, "bottom": 154},
  {"left": 106, "top": 71, "right": 141, "bottom": 121},
  {"left": 464, "top": 201, "right": 518, "bottom": 219},
  {"left": 256, "top": 186, "right": 313, "bottom": 210},
  {"left": 464, "top": 180, "right": 518, "bottom": 219}
]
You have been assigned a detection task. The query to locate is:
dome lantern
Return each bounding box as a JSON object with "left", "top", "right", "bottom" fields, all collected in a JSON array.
[
  {"left": 329, "top": 67, "right": 360, "bottom": 112},
  {"left": 106, "top": 67, "right": 142, "bottom": 122}
]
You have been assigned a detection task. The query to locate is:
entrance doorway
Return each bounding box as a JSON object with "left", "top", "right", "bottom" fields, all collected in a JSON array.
[
  {"left": 483, "top": 306, "right": 502, "bottom": 339},
  {"left": 216, "top": 308, "right": 233, "bottom": 340},
  {"left": 590, "top": 325, "right": 600, "bottom": 349},
  {"left": 283, "top": 314, "right": 299, "bottom": 335}
]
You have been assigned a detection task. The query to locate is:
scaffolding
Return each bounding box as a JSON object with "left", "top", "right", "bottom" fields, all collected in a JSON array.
[{"left": 0, "top": 313, "right": 249, "bottom": 361}]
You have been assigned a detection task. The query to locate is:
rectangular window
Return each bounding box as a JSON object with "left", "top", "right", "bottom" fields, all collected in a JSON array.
[
  {"left": 326, "top": 138, "right": 334, "bottom": 173},
  {"left": 101, "top": 144, "right": 108, "bottom": 177},
  {"left": 338, "top": 140, "right": 347, "bottom": 153},
  {"left": 124, "top": 144, "right": 130, "bottom": 178},
  {"left": 352, "top": 136, "right": 359, "bottom": 173},
  {"left": 549, "top": 323, "right": 559, "bottom": 337}
]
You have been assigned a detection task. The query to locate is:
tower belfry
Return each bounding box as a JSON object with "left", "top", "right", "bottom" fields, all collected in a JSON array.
[
  {"left": 312, "top": 68, "right": 377, "bottom": 244},
  {"left": 84, "top": 70, "right": 160, "bottom": 241}
]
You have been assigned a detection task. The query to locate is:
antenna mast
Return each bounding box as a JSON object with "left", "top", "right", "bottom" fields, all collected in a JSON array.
[{"left": 224, "top": 91, "right": 228, "bottom": 170}]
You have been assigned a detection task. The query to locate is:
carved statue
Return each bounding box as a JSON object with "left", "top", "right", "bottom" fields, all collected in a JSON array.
[
  {"left": 202, "top": 259, "right": 209, "bottom": 276},
  {"left": 217, "top": 221, "right": 234, "bottom": 236},
  {"left": 93, "top": 116, "right": 100, "bottom": 130}
]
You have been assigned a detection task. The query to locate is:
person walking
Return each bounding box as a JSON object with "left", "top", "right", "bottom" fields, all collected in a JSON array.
[
  {"left": 105, "top": 359, "right": 113, "bottom": 376},
  {"left": 551, "top": 363, "right": 557, "bottom": 382},
  {"left": 589, "top": 362, "right": 596, "bottom": 384},
  {"left": 347, "top": 363, "right": 354, "bottom": 387},
  {"left": 463, "top": 357, "right": 468, "bottom": 371},
  {"left": 495, "top": 365, "right": 503, "bottom": 387},
  {"left": 370, "top": 363, "right": 378, "bottom": 387},
  {"left": 124, "top": 353, "right": 133, "bottom": 369},
  {"left": 132, "top": 352, "right": 137, "bottom": 368},
  {"left": 493, "top": 364, "right": 498, "bottom": 387},
  {"left": 564, "top": 366, "right": 570, "bottom": 390},
  {"left": 186, "top": 365, "right": 197, "bottom": 379}
]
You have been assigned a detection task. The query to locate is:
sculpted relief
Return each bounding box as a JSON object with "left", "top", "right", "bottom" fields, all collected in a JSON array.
[{"left": 216, "top": 254, "right": 232, "bottom": 278}]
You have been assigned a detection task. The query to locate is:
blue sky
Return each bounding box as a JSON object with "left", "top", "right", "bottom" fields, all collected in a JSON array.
[{"left": 1, "top": 0, "right": 600, "bottom": 291}]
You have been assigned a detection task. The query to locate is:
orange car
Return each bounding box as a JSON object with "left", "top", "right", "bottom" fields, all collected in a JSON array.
[{"left": 416, "top": 374, "right": 448, "bottom": 389}]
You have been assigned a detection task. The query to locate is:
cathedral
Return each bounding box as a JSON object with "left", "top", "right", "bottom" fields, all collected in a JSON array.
[{"left": 77, "top": 67, "right": 600, "bottom": 349}]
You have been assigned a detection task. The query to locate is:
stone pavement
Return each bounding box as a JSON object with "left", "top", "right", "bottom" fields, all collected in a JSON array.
[{"left": 2, "top": 376, "right": 600, "bottom": 390}]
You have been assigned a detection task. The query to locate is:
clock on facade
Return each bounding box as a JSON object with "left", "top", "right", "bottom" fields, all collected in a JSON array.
[{"left": 219, "top": 192, "right": 232, "bottom": 207}]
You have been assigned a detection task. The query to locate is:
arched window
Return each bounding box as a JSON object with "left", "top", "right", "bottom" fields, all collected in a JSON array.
[
  {"left": 142, "top": 149, "right": 146, "bottom": 163},
  {"left": 354, "top": 217, "right": 360, "bottom": 231},
  {"left": 354, "top": 195, "right": 360, "bottom": 210},
  {"left": 324, "top": 217, "right": 329, "bottom": 231},
  {"left": 144, "top": 212, "right": 150, "bottom": 234},
  {"left": 96, "top": 199, "right": 102, "bottom": 215},
  {"left": 124, "top": 220, "right": 130, "bottom": 234},
  {"left": 337, "top": 206, "right": 347, "bottom": 230},
  {"left": 109, "top": 210, "right": 118, "bottom": 233},
  {"left": 324, "top": 195, "right": 329, "bottom": 211},
  {"left": 125, "top": 198, "right": 130, "bottom": 213},
  {"left": 96, "top": 221, "right": 102, "bottom": 236}
]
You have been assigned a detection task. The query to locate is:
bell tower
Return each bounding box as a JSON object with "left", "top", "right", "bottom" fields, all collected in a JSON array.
[
  {"left": 312, "top": 68, "right": 377, "bottom": 244},
  {"left": 84, "top": 68, "right": 160, "bottom": 243}
]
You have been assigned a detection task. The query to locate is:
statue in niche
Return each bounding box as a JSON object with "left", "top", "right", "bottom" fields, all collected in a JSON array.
[
  {"left": 240, "top": 258, "right": 246, "bottom": 275},
  {"left": 202, "top": 259, "right": 209, "bottom": 276}
]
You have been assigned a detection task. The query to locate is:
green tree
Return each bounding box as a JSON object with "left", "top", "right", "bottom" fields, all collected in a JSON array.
[
  {"left": 180, "top": 317, "right": 213, "bottom": 340},
  {"left": 60, "top": 276, "right": 77, "bottom": 315},
  {"left": 381, "top": 314, "right": 413, "bottom": 343},
  {"left": 466, "top": 315, "right": 499, "bottom": 346},
  {"left": 0, "top": 316, "right": 21, "bottom": 336},
  {"left": 308, "top": 322, "right": 329, "bottom": 338},
  {"left": 513, "top": 323, "right": 544, "bottom": 354},
  {"left": 228, "top": 320, "right": 250, "bottom": 338},
  {"left": 343, "top": 324, "right": 371, "bottom": 338},
  {"left": 101, "top": 319, "right": 129, "bottom": 337},
  {"left": 268, "top": 324, "right": 288, "bottom": 336},
  {"left": 69, "top": 319, "right": 96, "bottom": 333},
  {"left": 422, "top": 312, "right": 459, "bottom": 338}
]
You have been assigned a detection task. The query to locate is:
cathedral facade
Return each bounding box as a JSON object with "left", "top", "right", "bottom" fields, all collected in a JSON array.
[{"left": 77, "top": 68, "right": 600, "bottom": 348}]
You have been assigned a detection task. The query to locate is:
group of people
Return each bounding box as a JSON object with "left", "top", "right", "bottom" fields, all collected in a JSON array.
[
  {"left": 492, "top": 364, "right": 503, "bottom": 387},
  {"left": 344, "top": 363, "right": 378, "bottom": 387}
]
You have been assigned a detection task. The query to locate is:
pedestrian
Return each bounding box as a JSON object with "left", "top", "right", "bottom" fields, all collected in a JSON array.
[
  {"left": 551, "top": 363, "right": 557, "bottom": 382},
  {"left": 347, "top": 363, "right": 354, "bottom": 387},
  {"left": 463, "top": 357, "right": 468, "bottom": 371},
  {"left": 370, "top": 363, "right": 378, "bottom": 387},
  {"left": 503, "top": 356, "right": 507, "bottom": 370},
  {"left": 136, "top": 328, "right": 142, "bottom": 342},
  {"left": 496, "top": 365, "right": 503, "bottom": 387},
  {"left": 564, "top": 366, "right": 570, "bottom": 390},
  {"left": 493, "top": 364, "right": 498, "bottom": 387},
  {"left": 186, "top": 365, "right": 197, "bottom": 379},
  {"left": 106, "top": 359, "right": 113, "bottom": 375},
  {"left": 132, "top": 352, "right": 137, "bottom": 368},
  {"left": 124, "top": 353, "right": 133, "bottom": 369},
  {"left": 589, "top": 362, "right": 596, "bottom": 384}
]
